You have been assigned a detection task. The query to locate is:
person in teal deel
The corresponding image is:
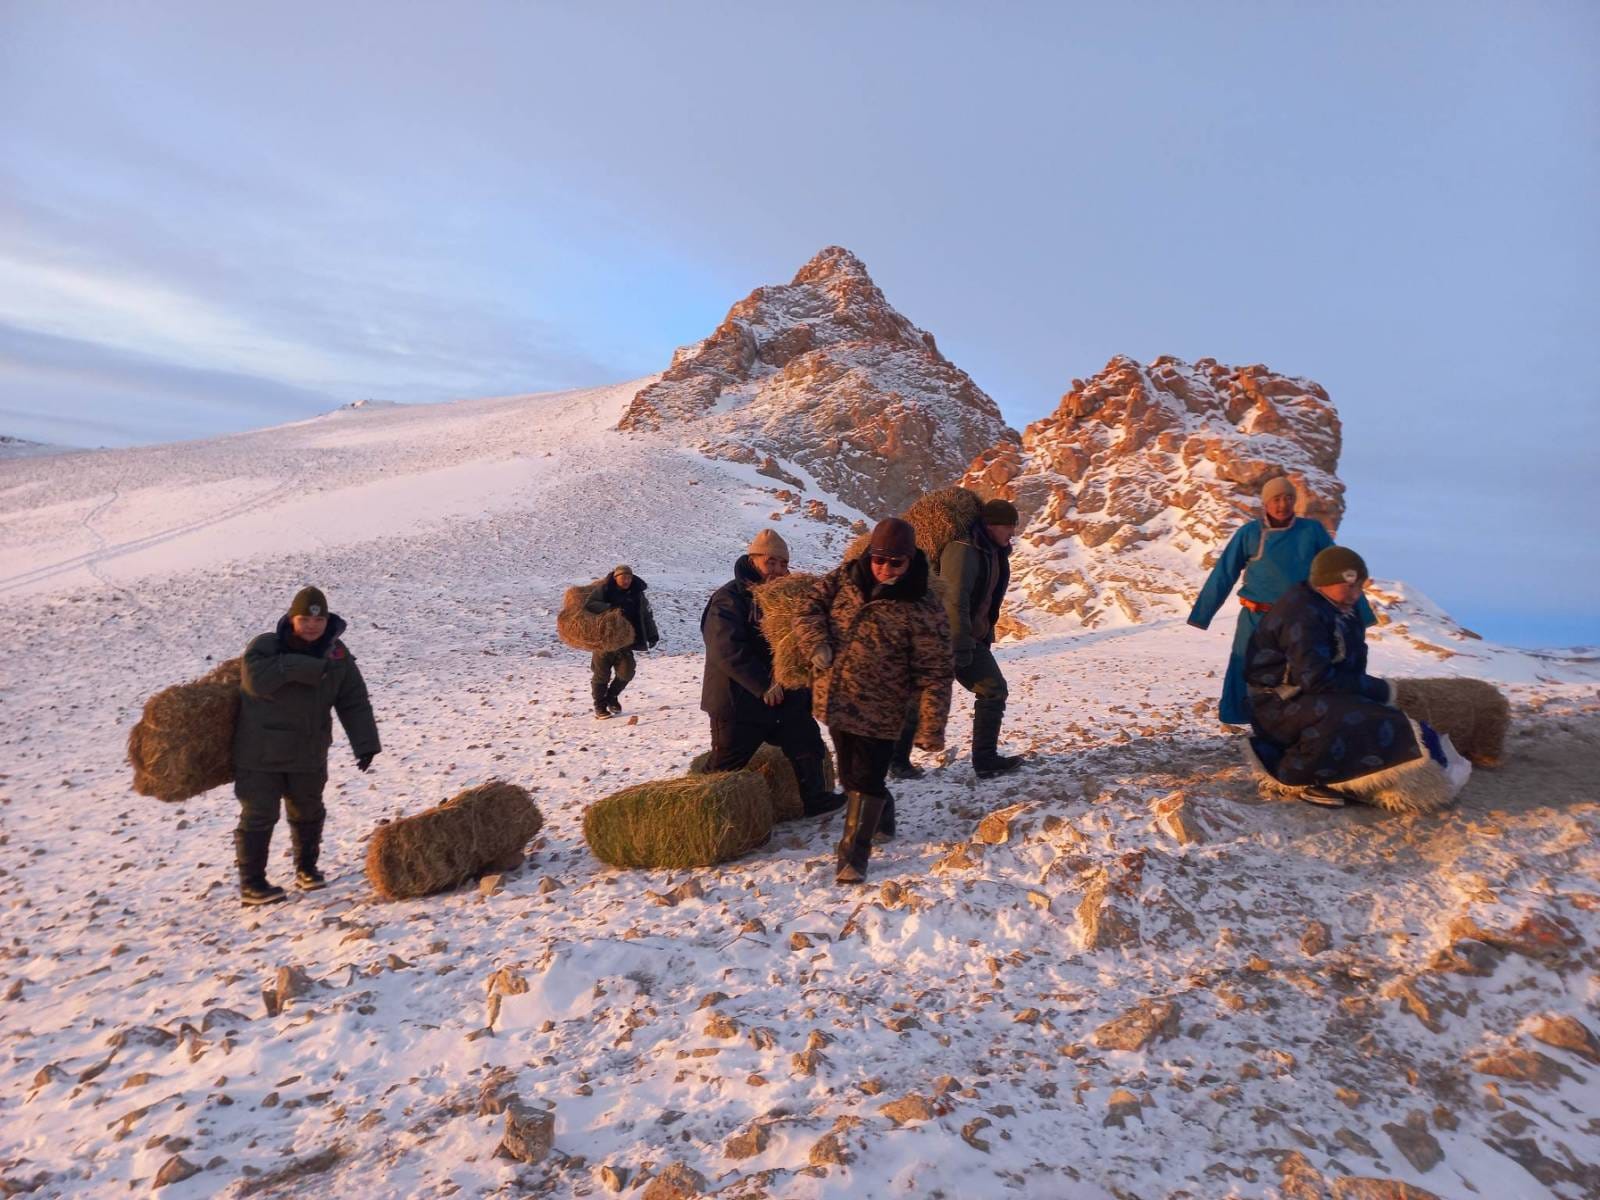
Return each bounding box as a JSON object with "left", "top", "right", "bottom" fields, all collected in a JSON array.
[{"left": 1187, "top": 475, "right": 1374, "bottom": 725}]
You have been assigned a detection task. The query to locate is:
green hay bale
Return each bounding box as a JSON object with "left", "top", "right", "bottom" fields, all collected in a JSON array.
[
  {"left": 556, "top": 581, "right": 635, "bottom": 653},
  {"left": 752, "top": 572, "right": 824, "bottom": 689},
  {"left": 1393, "top": 677, "right": 1510, "bottom": 768},
  {"left": 687, "top": 743, "right": 835, "bottom": 822},
  {"left": 126, "top": 657, "right": 242, "bottom": 802},
  {"left": 583, "top": 773, "right": 772, "bottom": 869},
  {"left": 365, "top": 780, "right": 544, "bottom": 901}
]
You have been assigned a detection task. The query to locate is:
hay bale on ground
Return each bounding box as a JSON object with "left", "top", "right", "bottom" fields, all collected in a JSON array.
[
  {"left": 365, "top": 781, "right": 544, "bottom": 901},
  {"left": 556, "top": 581, "right": 634, "bottom": 653},
  {"left": 127, "top": 657, "right": 242, "bottom": 802},
  {"left": 584, "top": 773, "right": 772, "bottom": 869},
  {"left": 752, "top": 572, "right": 824, "bottom": 689},
  {"left": 687, "top": 743, "right": 835, "bottom": 822},
  {"left": 840, "top": 486, "right": 983, "bottom": 566},
  {"left": 1394, "top": 677, "right": 1510, "bottom": 767}
]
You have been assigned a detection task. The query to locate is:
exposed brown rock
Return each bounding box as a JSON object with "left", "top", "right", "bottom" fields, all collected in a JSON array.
[
  {"left": 1528, "top": 1013, "right": 1600, "bottom": 1064},
  {"left": 1092, "top": 998, "right": 1179, "bottom": 1051}
]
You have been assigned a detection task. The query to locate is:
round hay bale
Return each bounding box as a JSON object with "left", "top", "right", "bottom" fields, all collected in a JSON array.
[
  {"left": 752, "top": 572, "right": 823, "bottom": 689},
  {"left": 365, "top": 780, "right": 544, "bottom": 901},
  {"left": 583, "top": 773, "right": 772, "bottom": 869},
  {"left": 1393, "top": 677, "right": 1510, "bottom": 767},
  {"left": 126, "top": 657, "right": 242, "bottom": 802},
  {"left": 556, "top": 582, "right": 635, "bottom": 653},
  {"left": 687, "top": 743, "right": 835, "bottom": 822}
]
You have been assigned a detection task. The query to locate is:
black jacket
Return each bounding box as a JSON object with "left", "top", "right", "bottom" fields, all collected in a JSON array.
[
  {"left": 700, "top": 556, "right": 778, "bottom": 722},
  {"left": 938, "top": 521, "right": 1013, "bottom": 656},
  {"left": 1245, "top": 582, "right": 1388, "bottom": 704},
  {"left": 588, "top": 575, "right": 659, "bottom": 651}
]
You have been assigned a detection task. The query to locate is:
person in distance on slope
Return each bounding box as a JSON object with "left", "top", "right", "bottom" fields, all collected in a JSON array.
[
  {"left": 794, "top": 519, "right": 954, "bottom": 884},
  {"left": 700, "top": 529, "right": 845, "bottom": 817},
  {"left": 232, "top": 586, "right": 381, "bottom": 905},
  {"left": 891, "top": 497, "right": 1025, "bottom": 781},
  {"left": 1243, "top": 547, "right": 1468, "bottom": 810},
  {"left": 585, "top": 564, "right": 659, "bottom": 720},
  {"left": 1187, "top": 475, "right": 1374, "bottom": 726}
]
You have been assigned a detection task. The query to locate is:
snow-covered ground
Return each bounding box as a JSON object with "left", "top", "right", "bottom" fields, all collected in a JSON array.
[{"left": 1, "top": 384, "right": 1596, "bottom": 1199}]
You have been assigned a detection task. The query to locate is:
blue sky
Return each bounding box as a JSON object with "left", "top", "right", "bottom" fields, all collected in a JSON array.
[{"left": 2, "top": 2, "right": 1595, "bottom": 644}]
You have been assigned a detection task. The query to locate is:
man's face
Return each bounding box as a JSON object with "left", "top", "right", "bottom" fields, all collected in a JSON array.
[
  {"left": 1264, "top": 494, "right": 1296, "bottom": 524},
  {"left": 985, "top": 523, "right": 1016, "bottom": 548},
  {"left": 613, "top": 571, "right": 634, "bottom": 590},
  {"left": 291, "top": 613, "right": 329, "bottom": 641},
  {"left": 1316, "top": 579, "right": 1364, "bottom": 610},
  {"left": 869, "top": 552, "right": 909, "bottom": 585},
  {"left": 752, "top": 553, "right": 789, "bottom": 580}
]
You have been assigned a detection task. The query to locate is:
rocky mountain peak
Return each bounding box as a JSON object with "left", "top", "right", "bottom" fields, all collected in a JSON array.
[
  {"left": 964, "top": 354, "right": 1348, "bottom": 628},
  {"left": 618, "top": 247, "right": 1015, "bottom": 517}
]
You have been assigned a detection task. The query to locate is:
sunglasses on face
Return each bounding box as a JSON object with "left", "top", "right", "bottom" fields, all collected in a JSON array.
[{"left": 869, "top": 553, "right": 909, "bottom": 568}]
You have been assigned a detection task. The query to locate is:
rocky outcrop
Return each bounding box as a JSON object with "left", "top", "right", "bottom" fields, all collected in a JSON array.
[
  {"left": 618, "top": 247, "right": 1015, "bottom": 516},
  {"left": 963, "top": 354, "right": 1347, "bottom": 627}
]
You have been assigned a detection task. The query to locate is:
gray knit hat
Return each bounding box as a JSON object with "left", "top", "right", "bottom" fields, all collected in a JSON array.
[{"left": 1309, "top": 546, "right": 1368, "bottom": 587}]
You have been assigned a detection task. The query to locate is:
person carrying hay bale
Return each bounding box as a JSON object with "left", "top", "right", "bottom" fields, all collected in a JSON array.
[
  {"left": 698, "top": 529, "right": 845, "bottom": 818},
  {"left": 794, "top": 518, "right": 954, "bottom": 884},
  {"left": 365, "top": 781, "right": 542, "bottom": 900},
  {"left": 231, "top": 586, "right": 381, "bottom": 905},
  {"left": 891, "top": 494, "right": 1026, "bottom": 781},
  {"left": 581, "top": 565, "right": 659, "bottom": 720},
  {"left": 1241, "top": 548, "right": 1470, "bottom": 813},
  {"left": 1187, "top": 475, "right": 1374, "bottom": 726}
]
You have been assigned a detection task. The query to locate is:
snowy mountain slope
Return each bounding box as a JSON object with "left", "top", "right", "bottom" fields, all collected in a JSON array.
[{"left": 1, "top": 385, "right": 1597, "bottom": 1200}]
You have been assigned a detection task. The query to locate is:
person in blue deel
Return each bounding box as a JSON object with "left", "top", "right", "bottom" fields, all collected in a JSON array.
[{"left": 1187, "top": 475, "right": 1372, "bottom": 725}]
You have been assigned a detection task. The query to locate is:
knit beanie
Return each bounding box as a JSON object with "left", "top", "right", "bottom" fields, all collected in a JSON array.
[
  {"left": 613, "top": 564, "right": 634, "bottom": 578},
  {"left": 747, "top": 528, "right": 790, "bottom": 560},
  {"left": 1309, "top": 546, "right": 1368, "bottom": 587},
  {"left": 1261, "top": 476, "right": 1298, "bottom": 505},
  {"left": 289, "top": 586, "right": 329, "bottom": 618},
  {"left": 981, "top": 498, "right": 1020, "bottom": 526},
  {"left": 868, "top": 517, "right": 917, "bottom": 559}
]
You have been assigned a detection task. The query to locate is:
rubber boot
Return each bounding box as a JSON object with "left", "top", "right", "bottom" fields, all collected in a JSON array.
[
  {"left": 793, "top": 754, "right": 846, "bottom": 817},
  {"left": 887, "top": 717, "right": 922, "bottom": 779},
  {"left": 835, "top": 792, "right": 887, "bottom": 885},
  {"left": 971, "top": 701, "right": 1023, "bottom": 779},
  {"left": 873, "top": 791, "right": 897, "bottom": 844},
  {"left": 289, "top": 819, "right": 327, "bottom": 890},
  {"left": 235, "top": 829, "right": 286, "bottom": 906}
]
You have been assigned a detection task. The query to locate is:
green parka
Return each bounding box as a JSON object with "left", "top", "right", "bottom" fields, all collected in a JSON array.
[{"left": 233, "top": 613, "right": 381, "bottom": 774}]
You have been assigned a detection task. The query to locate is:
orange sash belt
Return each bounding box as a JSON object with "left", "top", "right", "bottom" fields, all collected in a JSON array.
[{"left": 1239, "top": 596, "right": 1273, "bottom": 614}]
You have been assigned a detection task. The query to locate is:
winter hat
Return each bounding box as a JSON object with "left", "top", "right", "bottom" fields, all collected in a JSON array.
[
  {"left": 289, "top": 586, "right": 329, "bottom": 618},
  {"left": 1261, "top": 476, "right": 1298, "bottom": 505},
  {"left": 612, "top": 564, "right": 634, "bottom": 578},
  {"left": 1309, "top": 546, "right": 1368, "bottom": 587},
  {"left": 868, "top": 517, "right": 917, "bottom": 559},
  {"left": 981, "top": 498, "right": 1020, "bottom": 526},
  {"left": 747, "top": 529, "right": 790, "bottom": 560}
]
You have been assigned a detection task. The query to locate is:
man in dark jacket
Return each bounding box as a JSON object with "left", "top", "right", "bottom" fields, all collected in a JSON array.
[
  {"left": 892, "top": 497, "right": 1025, "bottom": 779},
  {"left": 232, "top": 586, "right": 381, "bottom": 905},
  {"left": 700, "top": 529, "right": 844, "bottom": 816},
  {"left": 586, "top": 564, "right": 659, "bottom": 719}
]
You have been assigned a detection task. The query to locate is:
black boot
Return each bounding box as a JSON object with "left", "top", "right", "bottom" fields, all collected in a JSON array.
[
  {"left": 886, "top": 758, "right": 923, "bottom": 780},
  {"left": 835, "top": 792, "right": 887, "bottom": 885},
  {"left": 873, "top": 792, "right": 897, "bottom": 844},
  {"left": 235, "top": 829, "right": 286, "bottom": 906},
  {"left": 289, "top": 819, "right": 327, "bottom": 890},
  {"left": 971, "top": 701, "right": 1024, "bottom": 779},
  {"left": 793, "top": 754, "right": 847, "bottom": 817}
]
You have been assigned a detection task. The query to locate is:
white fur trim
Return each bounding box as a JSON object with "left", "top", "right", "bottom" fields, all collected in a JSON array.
[{"left": 1326, "top": 718, "right": 1456, "bottom": 814}]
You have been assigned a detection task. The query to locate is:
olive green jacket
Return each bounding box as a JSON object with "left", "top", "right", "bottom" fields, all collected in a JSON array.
[{"left": 233, "top": 614, "right": 381, "bottom": 774}]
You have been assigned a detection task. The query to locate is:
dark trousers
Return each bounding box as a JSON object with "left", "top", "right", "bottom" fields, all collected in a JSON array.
[
  {"left": 831, "top": 728, "right": 895, "bottom": 798},
  {"left": 235, "top": 769, "right": 327, "bottom": 834},
  {"left": 894, "top": 642, "right": 1009, "bottom": 760},
  {"left": 591, "top": 648, "right": 637, "bottom": 707},
  {"left": 707, "top": 698, "right": 826, "bottom": 773}
]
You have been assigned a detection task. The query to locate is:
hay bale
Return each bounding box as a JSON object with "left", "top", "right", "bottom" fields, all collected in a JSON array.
[
  {"left": 687, "top": 743, "right": 835, "bottom": 822},
  {"left": 365, "top": 780, "right": 544, "bottom": 901},
  {"left": 1393, "top": 677, "right": 1510, "bottom": 767},
  {"left": 126, "top": 658, "right": 242, "bottom": 802},
  {"left": 583, "top": 773, "right": 772, "bottom": 869},
  {"left": 752, "top": 572, "right": 824, "bottom": 689},
  {"left": 556, "top": 582, "right": 635, "bottom": 653},
  {"left": 840, "top": 486, "right": 982, "bottom": 566}
]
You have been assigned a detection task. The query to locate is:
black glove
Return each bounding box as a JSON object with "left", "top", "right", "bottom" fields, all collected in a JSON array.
[
  {"left": 356, "top": 753, "right": 376, "bottom": 773},
  {"left": 647, "top": 638, "right": 659, "bottom": 650},
  {"left": 954, "top": 649, "right": 974, "bottom": 670}
]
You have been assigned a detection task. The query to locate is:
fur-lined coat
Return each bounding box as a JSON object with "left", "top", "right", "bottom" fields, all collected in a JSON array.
[
  {"left": 234, "top": 613, "right": 380, "bottom": 774},
  {"left": 1244, "top": 582, "right": 1415, "bottom": 787},
  {"left": 793, "top": 552, "right": 954, "bottom": 746}
]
